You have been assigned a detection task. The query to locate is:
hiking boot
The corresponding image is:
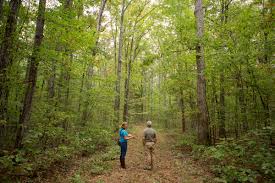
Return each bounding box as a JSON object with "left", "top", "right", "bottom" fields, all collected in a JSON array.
[{"left": 121, "top": 159, "right": 126, "bottom": 169}]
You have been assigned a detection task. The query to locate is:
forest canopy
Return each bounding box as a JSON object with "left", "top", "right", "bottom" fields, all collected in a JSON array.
[{"left": 0, "top": 0, "right": 274, "bottom": 182}]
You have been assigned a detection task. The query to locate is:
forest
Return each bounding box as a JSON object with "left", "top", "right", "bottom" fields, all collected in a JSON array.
[{"left": 0, "top": 0, "right": 274, "bottom": 182}]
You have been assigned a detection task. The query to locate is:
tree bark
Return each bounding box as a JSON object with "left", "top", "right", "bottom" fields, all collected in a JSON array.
[
  {"left": 180, "top": 88, "right": 186, "bottom": 133},
  {"left": 123, "top": 37, "right": 134, "bottom": 122},
  {"left": 96, "top": 0, "right": 107, "bottom": 45},
  {"left": 0, "top": 0, "right": 4, "bottom": 20},
  {"left": 14, "top": 0, "right": 46, "bottom": 149},
  {"left": 236, "top": 72, "right": 248, "bottom": 132},
  {"left": 194, "top": 0, "right": 210, "bottom": 145},
  {"left": 114, "top": 0, "right": 126, "bottom": 124},
  {"left": 219, "top": 73, "right": 226, "bottom": 138},
  {"left": 0, "top": 0, "right": 22, "bottom": 121},
  {"left": 122, "top": 31, "right": 142, "bottom": 122},
  {"left": 218, "top": 0, "right": 229, "bottom": 139},
  {"left": 48, "top": 59, "right": 56, "bottom": 99},
  {"left": 261, "top": 0, "right": 272, "bottom": 64}
]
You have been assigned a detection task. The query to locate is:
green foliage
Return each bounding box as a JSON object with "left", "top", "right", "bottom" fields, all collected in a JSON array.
[
  {"left": 0, "top": 124, "right": 113, "bottom": 182},
  {"left": 196, "top": 128, "right": 275, "bottom": 182},
  {"left": 0, "top": 0, "right": 273, "bottom": 181},
  {"left": 70, "top": 172, "right": 86, "bottom": 183},
  {"left": 79, "top": 146, "right": 117, "bottom": 176},
  {"left": 88, "top": 159, "right": 109, "bottom": 175},
  {"left": 77, "top": 127, "right": 112, "bottom": 154},
  {"left": 101, "top": 146, "right": 120, "bottom": 161}
]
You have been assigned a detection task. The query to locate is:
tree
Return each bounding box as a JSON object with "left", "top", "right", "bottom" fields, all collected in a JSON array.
[
  {"left": 194, "top": 0, "right": 210, "bottom": 145},
  {"left": 14, "top": 0, "right": 46, "bottom": 148},
  {"left": 0, "top": 0, "right": 22, "bottom": 121},
  {"left": 114, "top": 0, "right": 127, "bottom": 124},
  {"left": 82, "top": 0, "right": 108, "bottom": 122}
]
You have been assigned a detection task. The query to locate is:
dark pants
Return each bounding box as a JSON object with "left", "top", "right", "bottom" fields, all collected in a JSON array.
[{"left": 120, "top": 142, "right": 127, "bottom": 160}]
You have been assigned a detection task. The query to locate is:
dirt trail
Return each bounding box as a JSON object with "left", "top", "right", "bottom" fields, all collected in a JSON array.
[{"left": 88, "top": 126, "right": 210, "bottom": 183}]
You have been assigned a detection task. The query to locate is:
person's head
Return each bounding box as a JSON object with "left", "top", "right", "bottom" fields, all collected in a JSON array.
[
  {"left": 121, "top": 122, "right": 128, "bottom": 129},
  {"left": 147, "top": 121, "right": 152, "bottom": 128}
]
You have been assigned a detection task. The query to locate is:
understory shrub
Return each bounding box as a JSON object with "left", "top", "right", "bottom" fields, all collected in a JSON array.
[
  {"left": 176, "top": 127, "right": 275, "bottom": 183},
  {"left": 0, "top": 122, "right": 113, "bottom": 182}
]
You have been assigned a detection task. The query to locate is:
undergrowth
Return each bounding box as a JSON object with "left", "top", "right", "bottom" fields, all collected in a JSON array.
[
  {"left": 175, "top": 127, "right": 275, "bottom": 183},
  {"left": 69, "top": 145, "right": 119, "bottom": 183},
  {"left": 0, "top": 124, "right": 114, "bottom": 182}
]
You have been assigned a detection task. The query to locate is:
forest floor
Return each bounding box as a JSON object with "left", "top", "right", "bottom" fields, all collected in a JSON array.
[{"left": 35, "top": 125, "right": 213, "bottom": 183}]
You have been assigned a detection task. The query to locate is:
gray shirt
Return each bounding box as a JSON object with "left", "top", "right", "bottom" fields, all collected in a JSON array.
[{"left": 143, "top": 127, "right": 156, "bottom": 142}]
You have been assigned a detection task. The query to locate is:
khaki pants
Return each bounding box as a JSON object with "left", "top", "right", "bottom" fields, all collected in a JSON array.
[{"left": 144, "top": 142, "right": 155, "bottom": 169}]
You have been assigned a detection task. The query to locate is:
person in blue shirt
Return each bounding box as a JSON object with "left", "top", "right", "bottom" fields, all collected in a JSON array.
[{"left": 119, "top": 122, "right": 134, "bottom": 169}]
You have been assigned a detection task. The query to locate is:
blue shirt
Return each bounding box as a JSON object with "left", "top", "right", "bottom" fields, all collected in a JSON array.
[{"left": 119, "top": 128, "right": 128, "bottom": 143}]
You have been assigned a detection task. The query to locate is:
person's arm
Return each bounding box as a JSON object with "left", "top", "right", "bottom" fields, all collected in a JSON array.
[
  {"left": 153, "top": 133, "right": 157, "bottom": 143},
  {"left": 142, "top": 137, "right": 145, "bottom": 145},
  {"left": 123, "top": 131, "right": 135, "bottom": 140},
  {"left": 142, "top": 131, "right": 146, "bottom": 145},
  {"left": 124, "top": 135, "right": 134, "bottom": 140}
]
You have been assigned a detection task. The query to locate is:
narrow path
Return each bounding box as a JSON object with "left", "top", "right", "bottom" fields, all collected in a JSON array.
[{"left": 88, "top": 126, "right": 210, "bottom": 183}]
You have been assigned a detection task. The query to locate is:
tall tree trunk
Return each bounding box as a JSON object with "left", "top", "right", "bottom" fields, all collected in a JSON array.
[
  {"left": 14, "top": 0, "right": 46, "bottom": 149},
  {"left": 113, "top": 20, "right": 118, "bottom": 75},
  {"left": 0, "top": 0, "right": 22, "bottom": 121},
  {"left": 82, "top": 0, "right": 107, "bottom": 122},
  {"left": 210, "top": 74, "right": 218, "bottom": 144},
  {"left": 194, "top": 0, "right": 210, "bottom": 145},
  {"left": 141, "top": 67, "right": 145, "bottom": 121},
  {"left": 218, "top": 0, "right": 225, "bottom": 139},
  {"left": 78, "top": 71, "right": 85, "bottom": 112},
  {"left": 95, "top": 0, "right": 107, "bottom": 46},
  {"left": 62, "top": 53, "right": 72, "bottom": 131},
  {"left": 123, "top": 37, "right": 134, "bottom": 122},
  {"left": 180, "top": 88, "right": 186, "bottom": 133},
  {"left": 236, "top": 72, "right": 248, "bottom": 132},
  {"left": 219, "top": 73, "right": 226, "bottom": 138},
  {"left": 261, "top": 0, "right": 272, "bottom": 64},
  {"left": 0, "top": 0, "right": 4, "bottom": 20},
  {"left": 114, "top": 0, "right": 126, "bottom": 124},
  {"left": 48, "top": 59, "right": 56, "bottom": 99}
]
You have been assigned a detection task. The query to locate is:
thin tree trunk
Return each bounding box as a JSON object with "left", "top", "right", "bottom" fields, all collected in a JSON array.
[
  {"left": 219, "top": 73, "right": 226, "bottom": 138},
  {"left": 48, "top": 59, "right": 56, "bottom": 99},
  {"left": 141, "top": 67, "right": 145, "bottom": 121},
  {"left": 0, "top": 0, "right": 22, "bottom": 121},
  {"left": 236, "top": 72, "right": 248, "bottom": 132},
  {"left": 82, "top": 0, "right": 107, "bottom": 122},
  {"left": 114, "top": 0, "right": 126, "bottom": 124},
  {"left": 234, "top": 92, "right": 239, "bottom": 139},
  {"left": 123, "top": 37, "right": 134, "bottom": 122},
  {"left": 78, "top": 71, "right": 85, "bottom": 112},
  {"left": 63, "top": 53, "right": 72, "bottom": 131},
  {"left": 0, "top": 0, "right": 4, "bottom": 20},
  {"left": 95, "top": 0, "right": 107, "bottom": 46},
  {"left": 210, "top": 74, "right": 218, "bottom": 143},
  {"left": 194, "top": 0, "right": 210, "bottom": 145},
  {"left": 180, "top": 88, "right": 186, "bottom": 133},
  {"left": 261, "top": 0, "right": 271, "bottom": 64},
  {"left": 14, "top": 0, "right": 46, "bottom": 149},
  {"left": 218, "top": 0, "right": 230, "bottom": 139}
]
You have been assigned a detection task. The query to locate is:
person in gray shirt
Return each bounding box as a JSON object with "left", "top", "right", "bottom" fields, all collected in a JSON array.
[{"left": 143, "top": 121, "right": 157, "bottom": 170}]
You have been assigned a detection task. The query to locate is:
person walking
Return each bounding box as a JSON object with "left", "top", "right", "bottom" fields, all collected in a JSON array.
[
  {"left": 143, "top": 121, "right": 157, "bottom": 170},
  {"left": 119, "top": 122, "right": 134, "bottom": 169}
]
